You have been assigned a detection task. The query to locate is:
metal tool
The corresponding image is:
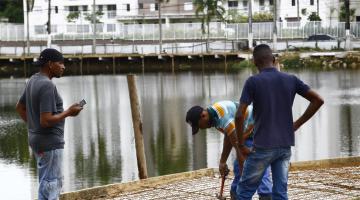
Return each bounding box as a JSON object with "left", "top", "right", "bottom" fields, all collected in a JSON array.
[{"left": 216, "top": 166, "right": 230, "bottom": 200}]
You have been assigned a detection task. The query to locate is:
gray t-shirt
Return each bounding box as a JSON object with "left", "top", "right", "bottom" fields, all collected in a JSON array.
[{"left": 19, "top": 73, "right": 65, "bottom": 152}]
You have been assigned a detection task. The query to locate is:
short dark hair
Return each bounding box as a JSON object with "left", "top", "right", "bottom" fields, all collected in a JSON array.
[{"left": 253, "top": 44, "right": 273, "bottom": 67}]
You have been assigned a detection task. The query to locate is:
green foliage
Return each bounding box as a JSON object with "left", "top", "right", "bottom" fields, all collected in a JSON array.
[
  {"left": 253, "top": 12, "right": 273, "bottom": 22},
  {"left": 279, "top": 53, "right": 302, "bottom": 68},
  {"left": 230, "top": 60, "right": 256, "bottom": 70},
  {"left": 226, "top": 10, "right": 248, "bottom": 23},
  {"left": 193, "top": 0, "right": 226, "bottom": 34},
  {"left": 339, "top": 4, "right": 356, "bottom": 22},
  {"left": 67, "top": 11, "right": 80, "bottom": 23},
  {"left": 84, "top": 11, "right": 104, "bottom": 23},
  {"left": 0, "top": 0, "right": 24, "bottom": 23},
  {"left": 308, "top": 12, "right": 321, "bottom": 21}
]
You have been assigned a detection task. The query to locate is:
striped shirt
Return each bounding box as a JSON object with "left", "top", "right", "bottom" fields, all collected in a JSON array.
[{"left": 207, "top": 100, "right": 253, "bottom": 136}]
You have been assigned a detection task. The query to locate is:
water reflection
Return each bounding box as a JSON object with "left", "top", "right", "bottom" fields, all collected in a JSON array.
[{"left": 0, "top": 69, "right": 359, "bottom": 199}]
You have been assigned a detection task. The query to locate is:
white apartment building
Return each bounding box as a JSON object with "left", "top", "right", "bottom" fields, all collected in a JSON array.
[
  {"left": 23, "top": 0, "right": 358, "bottom": 38},
  {"left": 224, "top": 0, "right": 342, "bottom": 26},
  {"left": 352, "top": 0, "right": 360, "bottom": 22},
  {"left": 23, "top": 0, "right": 140, "bottom": 37}
]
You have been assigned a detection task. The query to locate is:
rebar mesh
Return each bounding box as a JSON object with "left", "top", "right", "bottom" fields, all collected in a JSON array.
[{"left": 105, "top": 166, "right": 360, "bottom": 200}]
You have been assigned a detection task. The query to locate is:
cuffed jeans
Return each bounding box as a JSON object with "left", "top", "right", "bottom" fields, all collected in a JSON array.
[
  {"left": 236, "top": 147, "right": 291, "bottom": 200},
  {"left": 34, "top": 149, "right": 63, "bottom": 200}
]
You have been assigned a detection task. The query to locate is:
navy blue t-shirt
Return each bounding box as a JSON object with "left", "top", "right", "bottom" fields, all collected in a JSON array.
[{"left": 240, "top": 67, "right": 310, "bottom": 148}]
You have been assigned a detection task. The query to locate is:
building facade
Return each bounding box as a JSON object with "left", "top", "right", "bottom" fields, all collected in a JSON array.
[{"left": 23, "top": 0, "right": 358, "bottom": 38}]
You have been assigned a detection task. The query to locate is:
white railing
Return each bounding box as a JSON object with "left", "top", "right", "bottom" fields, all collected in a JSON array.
[{"left": 0, "top": 21, "right": 359, "bottom": 41}]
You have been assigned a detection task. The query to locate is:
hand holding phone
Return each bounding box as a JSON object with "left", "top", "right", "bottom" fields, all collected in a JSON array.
[{"left": 79, "top": 99, "right": 86, "bottom": 107}]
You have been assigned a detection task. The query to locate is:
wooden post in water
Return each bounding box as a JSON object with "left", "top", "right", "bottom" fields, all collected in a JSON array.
[
  {"left": 141, "top": 56, "right": 145, "bottom": 74},
  {"left": 22, "top": 53, "right": 27, "bottom": 78},
  {"left": 127, "top": 75, "right": 148, "bottom": 179},
  {"left": 80, "top": 56, "right": 83, "bottom": 76},
  {"left": 112, "top": 55, "right": 116, "bottom": 75},
  {"left": 224, "top": 54, "right": 227, "bottom": 74},
  {"left": 171, "top": 55, "right": 175, "bottom": 74}
]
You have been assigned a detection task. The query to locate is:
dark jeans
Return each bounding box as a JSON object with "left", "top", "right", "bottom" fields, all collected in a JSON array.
[{"left": 231, "top": 139, "right": 272, "bottom": 198}]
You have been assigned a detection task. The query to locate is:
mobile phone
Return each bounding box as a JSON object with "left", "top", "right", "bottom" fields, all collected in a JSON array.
[{"left": 79, "top": 99, "right": 86, "bottom": 107}]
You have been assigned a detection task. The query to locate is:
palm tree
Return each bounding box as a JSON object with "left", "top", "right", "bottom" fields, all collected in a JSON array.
[{"left": 193, "top": 0, "right": 225, "bottom": 52}]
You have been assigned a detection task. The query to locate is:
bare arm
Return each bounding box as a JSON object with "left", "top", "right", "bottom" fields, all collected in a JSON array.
[
  {"left": 294, "top": 89, "right": 324, "bottom": 131},
  {"left": 235, "top": 103, "right": 248, "bottom": 147},
  {"left": 242, "top": 124, "right": 254, "bottom": 141},
  {"left": 15, "top": 101, "right": 27, "bottom": 122},
  {"left": 220, "top": 135, "right": 233, "bottom": 165},
  {"left": 219, "top": 131, "right": 245, "bottom": 176},
  {"left": 40, "top": 103, "right": 83, "bottom": 128}
]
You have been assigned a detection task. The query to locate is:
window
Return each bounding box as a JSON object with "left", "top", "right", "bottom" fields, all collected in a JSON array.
[
  {"left": 184, "top": 2, "right": 193, "bottom": 11},
  {"left": 228, "top": 1, "right": 238, "bottom": 7},
  {"left": 292, "top": 0, "right": 295, "bottom": 6},
  {"left": 150, "top": 3, "right": 159, "bottom": 11},
  {"left": 69, "top": 6, "right": 79, "bottom": 12},
  {"left": 66, "top": 25, "right": 76, "bottom": 33},
  {"left": 126, "top": 4, "right": 130, "bottom": 11},
  {"left": 310, "top": 0, "right": 314, "bottom": 5},
  {"left": 357, "top": 16, "right": 360, "bottom": 22},
  {"left": 107, "top": 5, "right": 116, "bottom": 18},
  {"left": 55, "top": 6, "right": 58, "bottom": 13},
  {"left": 77, "top": 25, "right": 89, "bottom": 33},
  {"left": 269, "top": 0, "right": 273, "bottom": 6},
  {"left": 82, "top": 5, "right": 88, "bottom": 11},
  {"left": 95, "top": 24, "right": 103, "bottom": 32},
  {"left": 51, "top": 25, "right": 57, "bottom": 33},
  {"left": 259, "top": 0, "right": 264, "bottom": 6},
  {"left": 139, "top": 3, "right": 143, "bottom": 10},
  {"left": 107, "top": 24, "right": 116, "bottom": 32},
  {"left": 243, "top": 0, "right": 248, "bottom": 8},
  {"left": 150, "top": 4, "right": 155, "bottom": 11},
  {"left": 98, "top": 5, "right": 103, "bottom": 11},
  {"left": 35, "top": 25, "right": 46, "bottom": 34},
  {"left": 107, "top": 5, "right": 116, "bottom": 11}
]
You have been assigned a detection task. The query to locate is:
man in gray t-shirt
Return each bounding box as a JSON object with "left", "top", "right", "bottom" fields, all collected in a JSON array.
[{"left": 16, "top": 48, "right": 83, "bottom": 200}]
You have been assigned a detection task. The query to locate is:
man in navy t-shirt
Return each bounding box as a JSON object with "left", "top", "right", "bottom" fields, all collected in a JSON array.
[{"left": 235, "top": 44, "right": 324, "bottom": 200}]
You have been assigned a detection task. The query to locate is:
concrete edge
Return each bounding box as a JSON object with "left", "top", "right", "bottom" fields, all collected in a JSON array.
[
  {"left": 60, "top": 168, "right": 215, "bottom": 200},
  {"left": 289, "top": 156, "right": 360, "bottom": 171}
]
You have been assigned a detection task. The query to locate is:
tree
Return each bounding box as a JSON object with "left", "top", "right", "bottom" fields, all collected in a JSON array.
[
  {"left": 67, "top": 12, "right": 80, "bottom": 23},
  {"left": 66, "top": 11, "right": 103, "bottom": 23},
  {"left": 308, "top": 12, "right": 321, "bottom": 21},
  {"left": 193, "top": 0, "right": 226, "bottom": 52},
  {"left": 339, "top": 4, "right": 355, "bottom": 22},
  {"left": 0, "top": 0, "right": 24, "bottom": 23}
]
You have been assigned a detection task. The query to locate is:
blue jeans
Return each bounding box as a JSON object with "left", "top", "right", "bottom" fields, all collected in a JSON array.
[
  {"left": 34, "top": 149, "right": 63, "bottom": 200},
  {"left": 231, "top": 139, "right": 272, "bottom": 198},
  {"left": 236, "top": 147, "right": 291, "bottom": 200}
]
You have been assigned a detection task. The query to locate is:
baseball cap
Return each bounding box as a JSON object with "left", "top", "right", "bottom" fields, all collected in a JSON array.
[
  {"left": 185, "top": 106, "right": 204, "bottom": 135},
  {"left": 33, "top": 48, "right": 64, "bottom": 66}
]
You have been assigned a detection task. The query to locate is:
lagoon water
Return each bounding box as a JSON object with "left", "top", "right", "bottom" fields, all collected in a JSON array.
[{"left": 0, "top": 69, "right": 360, "bottom": 199}]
